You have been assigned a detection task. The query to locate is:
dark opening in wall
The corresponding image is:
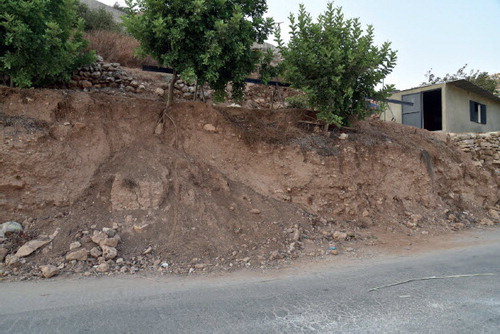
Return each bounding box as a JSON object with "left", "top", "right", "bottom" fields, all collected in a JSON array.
[{"left": 423, "top": 89, "right": 442, "bottom": 131}]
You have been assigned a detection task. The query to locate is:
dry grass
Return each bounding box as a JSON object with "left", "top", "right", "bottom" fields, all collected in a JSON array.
[{"left": 85, "top": 30, "right": 157, "bottom": 68}]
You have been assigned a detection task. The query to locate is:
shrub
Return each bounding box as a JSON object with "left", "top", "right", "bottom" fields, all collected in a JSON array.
[
  {"left": 276, "top": 2, "right": 397, "bottom": 127},
  {"left": 0, "top": 0, "right": 95, "bottom": 88}
]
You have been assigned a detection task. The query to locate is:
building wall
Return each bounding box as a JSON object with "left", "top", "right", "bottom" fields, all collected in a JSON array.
[
  {"left": 444, "top": 84, "right": 500, "bottom": 133},
  {"left": 383, "top": 83, "right": 500, "bottom": 133},
  {"left": 382, "top": 83, "right": 446, "bottom": 125}
]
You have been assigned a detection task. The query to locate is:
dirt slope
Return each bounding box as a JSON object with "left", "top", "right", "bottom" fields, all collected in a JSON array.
[{"left": 0, "top": 87, "right": 498, "bottom": 278}]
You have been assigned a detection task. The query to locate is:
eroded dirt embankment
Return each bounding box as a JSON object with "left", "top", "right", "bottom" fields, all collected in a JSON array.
[{"left": 0, "top": 87, "right": 498, "bottom": 278}]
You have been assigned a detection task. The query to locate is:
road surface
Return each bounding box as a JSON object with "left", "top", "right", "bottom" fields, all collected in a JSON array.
[{"left": 1, "top": 229, "right": 499, "bottom": 333}]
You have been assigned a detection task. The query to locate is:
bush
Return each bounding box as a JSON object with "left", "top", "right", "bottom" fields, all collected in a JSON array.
[
  {"left": 76, "top": 1, "right": 121, "bottom": 32},
  {"left": 84, "top": 30, "right": 156, "bottom": 67},
  {"left": 0, "top": 0, "right": 95, "bottom": 88},
  {"left": 277, "top": 2, "right": 397, "bottom": 127}
]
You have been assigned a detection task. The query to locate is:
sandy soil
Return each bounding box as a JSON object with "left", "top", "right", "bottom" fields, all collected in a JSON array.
[{"left": 0, "top": 83, "right": 498, "bottom": 280}]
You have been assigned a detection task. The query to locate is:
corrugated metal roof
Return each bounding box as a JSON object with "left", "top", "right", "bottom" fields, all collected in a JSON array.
[
  {"left": 394, "top": 80, "right": 500, "bottom": 103},
  {"left": 447, "top": 79, "right": 500, "bottom": 103}
]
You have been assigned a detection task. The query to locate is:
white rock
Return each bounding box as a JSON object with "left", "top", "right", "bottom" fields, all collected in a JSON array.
[
  {"left": 0, "top": 221, "right": 23, "bottom": 237},
  {"left": 339, "top": 133, "right": 348, "bottom": 140},
  {"left": 154, "top": 88, "right": 165, "bottom": 96},
  {"left": 69, "top": 241, "right": 81, "bottom": 251},
  {"left": 203, "top": 124, "right": 217, "bottom": 132}
]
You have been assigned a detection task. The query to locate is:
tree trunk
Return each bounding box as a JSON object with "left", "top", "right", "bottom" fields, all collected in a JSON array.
[
  {"left": 155, "top": 70, "right": 178, "bottom": 135},
  {"left": 167, "top": 70, "right": 178, "bottom": 109}
]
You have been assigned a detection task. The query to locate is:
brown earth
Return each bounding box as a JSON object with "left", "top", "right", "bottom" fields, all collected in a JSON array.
[{"left": 0, "top": 85, "right": 499, "bottom": 279}]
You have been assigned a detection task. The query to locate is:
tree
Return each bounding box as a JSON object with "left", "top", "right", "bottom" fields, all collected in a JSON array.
[
  {"left": 75, "top": 1, "right": 121, "bottom": 32},
  {"left": 0, "top": 0, "right": 95, "bottom": 88},
  {"left": 423, "top": 64, "right": 499, "bottom": 96},
  {"left": 123, "top": 0, "right": 274, "bottom": 111},
  {"left": 276, "top": 2, "right": 397, "bottom": 128}
]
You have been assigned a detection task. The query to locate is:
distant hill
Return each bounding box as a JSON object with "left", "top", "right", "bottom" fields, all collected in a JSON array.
[{"left": 79, "top": 0, "right": 125, "bottom": 23}]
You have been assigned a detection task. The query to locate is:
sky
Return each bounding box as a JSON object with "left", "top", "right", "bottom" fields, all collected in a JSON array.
[{"left": 98, "top": 0, "right": 500, "bottom": 90}]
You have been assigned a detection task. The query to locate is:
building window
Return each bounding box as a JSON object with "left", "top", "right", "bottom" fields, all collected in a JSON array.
[{"left": 469, "top": 101, "right": 487, "bottom": 124}]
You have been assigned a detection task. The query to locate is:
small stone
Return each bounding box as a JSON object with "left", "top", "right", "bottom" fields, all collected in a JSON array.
[
  {"left": 451, "top": 223, "right": 465, "bottom": 231},
  {"left": 488, "top": 209, "right": 500, "bottom": 221},
  {"left": 0, "top": 247, "right": 8, "bottom": 262},
  {"left": 329, "top": 249, "right": 339, "bottom": 255},
  {"left": 102, "top": 228, "right": 116, "bottom": 237},
  {"left": 116, "top": 258, "right": 124, "bottom": 265},
  {"left": 129, "top": 80, "right": 139, "bottom": 88},
  {"left": 69, "top": 241, "right": 81, "bottom": 251},
  {"left": 479, "top": 218, "right": 494, "bottom": 226},
  {"left": 96, "top": 262, "right": 110, "bottom": 273},
  {"left": 250, "top": 209, "right": 261, "bottom": 214},
  {"left": 0, "top": 221, "right": 23, "bottom": 237},
  {"left": 133, "top": 224, "right": 149, "bottom": 233},
  {"left": 66, "top": 248, "right": 88, "bottom": 261},
  {"left": 91, "top": 231, "right": 107, "bottom": 246},
  {"left": 339, "top": 133, "right": 348, "bottom": 140},
  {"left": 100, "top": 235, "right": 120, "bottom": 248},
  {"left": 333, "top": 231, "right": 347, "bottom": 241},
  {"left": 203, "top": 124, "right": 217, "bottom": 132},
  {"left": 90, "top": 247, "right": 102, "bottom": 258},
  {"left": 5, "top": 254, "right": 20, "bottom": 266},
  {"left": 344, "top": 247, "right": 354, "bottom": 252},
  {"left": 154, "top": 88, "right": 165, "bottom": 96},
  {"left": 40, "top": 265, "right": 59, "bottom": 278},
  {"left": 125, "top": 86, "right": 136, "bottom": 93},
  {"left": 102, "top": 246, "right": 117, "bottom": 259},
  {"left": 81, "top": 80, "right": 92, "bottom": 88},
  {"left": 194, "top": 263, "right": 206, "bottom": 269}
]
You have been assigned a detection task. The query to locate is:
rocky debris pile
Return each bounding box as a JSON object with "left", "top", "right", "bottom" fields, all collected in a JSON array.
[
  {"left": 451, "top": 131, "right": 500, "bottom": 179},
  {"left": 69, "top": 56, "right": 145, "bottom": 92},
  {"left": 0, "top": 215, "right": 374, "bottom": 280}
]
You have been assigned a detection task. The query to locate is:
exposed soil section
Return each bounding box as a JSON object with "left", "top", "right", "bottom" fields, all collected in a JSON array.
[{"left": 0, "top": 86, "right": 498, "bottom": 279}]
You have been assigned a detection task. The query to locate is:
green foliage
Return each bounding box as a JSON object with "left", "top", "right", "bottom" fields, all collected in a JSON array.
[
  {"left": 124, "top": 0, "right": 274, "bottom": 102},
  {"left": 0, "top": 0, "right": 95, "bottom": 88},
  {"left": 285, "top": 94, "right": 309, "bottom": 109},
  {"left": 258, "top": 47, "right": 280, "bottom": 84},
  {"left": 75, "top": 1, "right": 121, "bottom": 32},
  {"left": 276, "top": 2, "right": 397, "bottom": 127},
  {"left": 423, "top": 64, "right": 499, "bottom": 96}
]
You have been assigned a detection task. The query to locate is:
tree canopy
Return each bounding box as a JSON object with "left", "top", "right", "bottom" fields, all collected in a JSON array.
[
  {"left": 124, "top": 0, "right": 274, "bottom": 104},
  {"left": 276, "top": 2, "right": 397, "bottom": 127},
  {"left": 422, "top": 64, "right": 500, "bottom": 96},
  {"left": 0, "top": 0, "right": 95, "bottom": 88}
]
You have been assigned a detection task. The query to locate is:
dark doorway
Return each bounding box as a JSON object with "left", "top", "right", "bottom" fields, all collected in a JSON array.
[{"left": 422, "top": 89, "right": 442, "bottom": 131}]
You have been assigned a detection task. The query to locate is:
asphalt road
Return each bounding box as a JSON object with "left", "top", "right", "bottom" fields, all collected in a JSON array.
[{"left": 1, "top": 229, "right": 499, "bottom": 333}]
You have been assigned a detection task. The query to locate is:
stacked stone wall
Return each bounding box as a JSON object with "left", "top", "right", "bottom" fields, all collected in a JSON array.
[{"left": 451, "top": 132, "right": 500, "bottom": 177}]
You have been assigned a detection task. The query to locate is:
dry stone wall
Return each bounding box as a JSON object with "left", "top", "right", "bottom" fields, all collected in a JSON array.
[
  {"left": 451, "top": 132, "right": 500, "bottom": 178},
  {"left": 70, "top": 56, "right": 299, "bottom": 108}
]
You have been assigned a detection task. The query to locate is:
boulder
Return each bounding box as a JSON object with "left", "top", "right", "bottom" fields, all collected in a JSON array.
[
  {"left": 16, "top": 238, "right": 52, "bottom": 258},
  {"left": 102, "top": 246, "right": 117, "bottom": 259},
  {"left": 40, "top": 265, "right": 60, "bottom": 278}
]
